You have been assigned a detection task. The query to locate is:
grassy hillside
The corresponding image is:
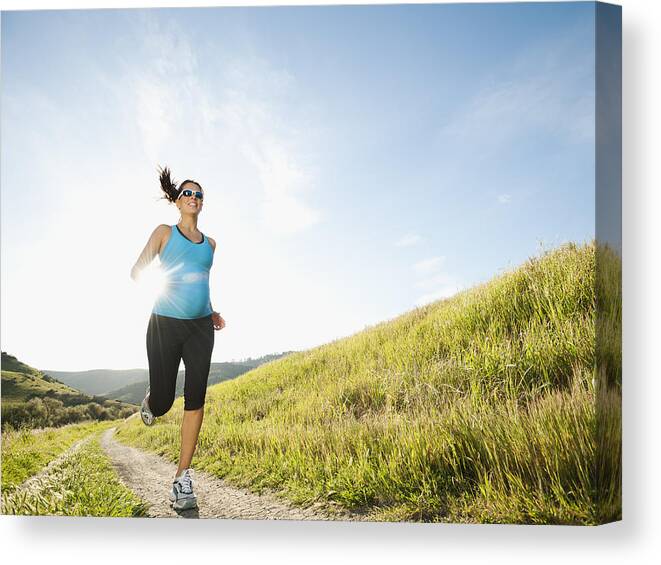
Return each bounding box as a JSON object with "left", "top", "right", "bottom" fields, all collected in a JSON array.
[
  {"left": 1, "top": 353, "right": 136, "bottom": 431},
  {"left": 116, "top": 240, "right": 621, "bottom": 525},
  {"left": 1, "top": 370, "right": 87, "bottom": 405},
  {"left": 1, "top": 352, "right": 46, "bottom": 377}
]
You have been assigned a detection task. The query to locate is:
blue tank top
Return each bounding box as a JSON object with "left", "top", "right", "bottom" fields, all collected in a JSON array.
[{"left": 152, "top": 224, "right": 214, "bottom": 319}]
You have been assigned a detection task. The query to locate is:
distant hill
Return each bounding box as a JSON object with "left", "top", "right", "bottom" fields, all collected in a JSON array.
[
  {"left": 101, "top": 361, "right": 274, "bottom": 405},
  {"left": 1, "top": 352, "right": 136, "bottom": 430},
  {"left": 42, "top": 368, "right": 147, "bottom": 396},
  {"left": 2, "top": 369, "right": 87, "bottom": 404},
  {"left": 40, "top": 353, "right": 295, "bottom": 405},
  {"left": 234, "top": 352, "right": 297, "bottom": 368}
]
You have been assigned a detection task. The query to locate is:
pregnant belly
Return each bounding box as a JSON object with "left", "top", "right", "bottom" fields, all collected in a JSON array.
[{"left": 153, "top": 279, "right": 211, "bottom": 318}]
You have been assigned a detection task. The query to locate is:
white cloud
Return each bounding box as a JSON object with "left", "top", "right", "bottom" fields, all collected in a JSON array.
[
  {"left": 134, "top": 76, "right": 181, "bottom": 163},
  {"left": 414, "top": 284, "right": 463, "bottom": 307},
  {"left": 395, "top": 233, "right": 422, "bottom": 247},
  {"left": 414, "top": 272, "right": 452, "bottom": 290},
  {"left": 245, "top": 132, "right": 321, "bottom": 234},
  {"left": 413, "top": 256, "right": 445, "bottom": 276},
  {"left": 435, "top": 24, "right": 595, "bottom": 154},
  {"left": 498, "top": 193, "right": 512, "bottom": 204},
  {"left": 125, "top": 13, "right": 320, "bottom": 236},
  {"left": 440, "top": 74, "right": 593, "bottom": 150},
  {"left": 411, "top": 256, "right": 462, "bottom": 306}
]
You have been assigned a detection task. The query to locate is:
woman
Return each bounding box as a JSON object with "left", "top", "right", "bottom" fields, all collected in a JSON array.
[{"left": 130, "top": 165, "right": 225, "bottom": 511}]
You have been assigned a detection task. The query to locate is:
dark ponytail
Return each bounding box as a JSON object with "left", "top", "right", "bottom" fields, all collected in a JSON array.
[
  {"left": 157, "top": 165, "right": 203, "bottom": 204},
  {"left": 157, "top": 164, "right": 180, "bottom": 203}
]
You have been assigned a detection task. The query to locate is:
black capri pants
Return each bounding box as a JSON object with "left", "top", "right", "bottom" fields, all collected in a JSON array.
[{"left": 146, "top": 313, "right": 214, "bottom": 416}]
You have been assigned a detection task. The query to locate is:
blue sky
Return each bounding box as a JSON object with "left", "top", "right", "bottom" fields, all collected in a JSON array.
[{"left": 1, "top": 3, "right": 596, "bottom": 371}]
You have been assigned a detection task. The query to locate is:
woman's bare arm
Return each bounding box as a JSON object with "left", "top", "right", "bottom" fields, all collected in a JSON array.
[
  {"left": 130, "top": 224, "right": 170, "bottom": 281},
  {"left": 206, "top": 236, "right": 225, "bottom": 329}
]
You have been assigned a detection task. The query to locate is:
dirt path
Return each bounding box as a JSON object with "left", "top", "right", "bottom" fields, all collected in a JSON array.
[{"left": 100, "top": 427, "right": 364, "bottom": 520}]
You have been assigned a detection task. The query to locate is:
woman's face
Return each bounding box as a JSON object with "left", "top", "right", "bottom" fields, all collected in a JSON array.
[{"left": 176, "top": 182, "right": 204, "bottom": 216}]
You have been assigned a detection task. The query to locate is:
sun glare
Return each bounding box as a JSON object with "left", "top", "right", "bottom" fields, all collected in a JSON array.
[{"left": 137, "top": 263, "right": 169, "bottom": 300}]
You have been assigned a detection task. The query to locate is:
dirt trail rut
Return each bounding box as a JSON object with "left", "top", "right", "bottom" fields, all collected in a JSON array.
[
  {"left": 11, "top": 435, "right": 93, "bottom": 496},
  {"left": 100, "top": 427, "right": 363, "bottom": 520}
]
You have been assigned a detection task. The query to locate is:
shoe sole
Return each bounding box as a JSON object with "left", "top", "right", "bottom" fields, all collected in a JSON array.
[
  {"left": 140, "top": 399, "right": 155, "bottom": 426},
  {"left": 170, "top": 495, "right": 198, "bottom": 511},
  {"left": 140, "top": 413, "right": 154, "bottom": 426}
]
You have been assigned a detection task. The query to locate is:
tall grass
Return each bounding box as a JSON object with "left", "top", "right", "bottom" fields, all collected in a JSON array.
[
  {"left": 117, "top": 240, "right": 621, "bottom": 524},
  {"left": 1, "top": 430, "right": 147, "bottom": 517},
  {"left": 595, "top": 242, "right": 622, "bottom": 522},
  {"left": 1, "top": 420, "right": 115, "bottom": 492}
]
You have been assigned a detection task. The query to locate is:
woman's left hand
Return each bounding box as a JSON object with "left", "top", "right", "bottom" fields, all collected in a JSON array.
[{"left": 212, "top": 311, "right": 226, "bottom": 331}]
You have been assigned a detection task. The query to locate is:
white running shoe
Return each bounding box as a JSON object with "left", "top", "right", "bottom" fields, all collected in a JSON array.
[
  {"left": 140, "top": 386, "right": 155, "bottom": 426},
  {"left": 169, "top": 469, "right": 198, "bottom": 510}
]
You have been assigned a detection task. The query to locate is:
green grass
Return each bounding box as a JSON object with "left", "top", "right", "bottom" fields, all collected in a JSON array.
[
  {"left": 1, "top": 370, "right": 85, "bottom": 405},
  {"left": 595, "top": 242, "right": 622, "bottom": 522},
  {"left": 1, "top": 352, "right": 45, "bottom": 377},
  {"left": 115, "top": 240, "right": 621, "bottom": 524},
  {"left": 1, "top": 351, "right": 84, "bottom": 405},
  {"left": 1, "top": 421, "right": 116, "bottom": 492},
  {"left": 1, "top": 428, "right": 147, "bottom": 517}
]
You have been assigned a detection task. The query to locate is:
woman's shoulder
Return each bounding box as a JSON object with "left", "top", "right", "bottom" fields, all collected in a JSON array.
[
  {"left": 153, "top": 223, "right": 172, "bottom": 235},
  {"left": 206, "top": 234, "right": 217, "bottom": 251},
  {"left": 152, "top": 224, "right": 172, "bottom": 253}
]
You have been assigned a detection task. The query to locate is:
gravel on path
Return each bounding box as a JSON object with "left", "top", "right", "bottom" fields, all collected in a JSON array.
[{"left": 100, "top": 427, "right": 366, "bottom": 521}]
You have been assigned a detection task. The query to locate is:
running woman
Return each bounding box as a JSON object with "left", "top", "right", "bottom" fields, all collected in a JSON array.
[{"left": 130, "top": 165, "right": 225, "bottom": 511}]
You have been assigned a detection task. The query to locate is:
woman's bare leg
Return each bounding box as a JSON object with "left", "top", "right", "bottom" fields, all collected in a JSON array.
[{"left": 175, "top": 406, "right": 204, "bottom": 478}]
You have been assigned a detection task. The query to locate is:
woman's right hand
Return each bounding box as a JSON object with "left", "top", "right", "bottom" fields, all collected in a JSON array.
[{"left": 211, "top": 311, "right": 225, "bottom": 331}]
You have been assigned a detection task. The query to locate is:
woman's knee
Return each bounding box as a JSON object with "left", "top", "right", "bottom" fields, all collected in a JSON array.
[
  {"left": 183, "top": 395, "right": 206, "bottom": 412},
  {"left": 149, "top": 394, "right": 175, "bottom": 417}
]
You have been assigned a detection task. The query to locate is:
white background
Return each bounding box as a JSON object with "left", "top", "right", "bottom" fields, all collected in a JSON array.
[{"left": 1, "top": 0, "right": 658, "bottom": 563}]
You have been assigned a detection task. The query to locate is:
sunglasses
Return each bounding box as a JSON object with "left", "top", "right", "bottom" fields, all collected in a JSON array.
[{"left": 178, "top": 188, "right": 204, "bottom": 200}]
